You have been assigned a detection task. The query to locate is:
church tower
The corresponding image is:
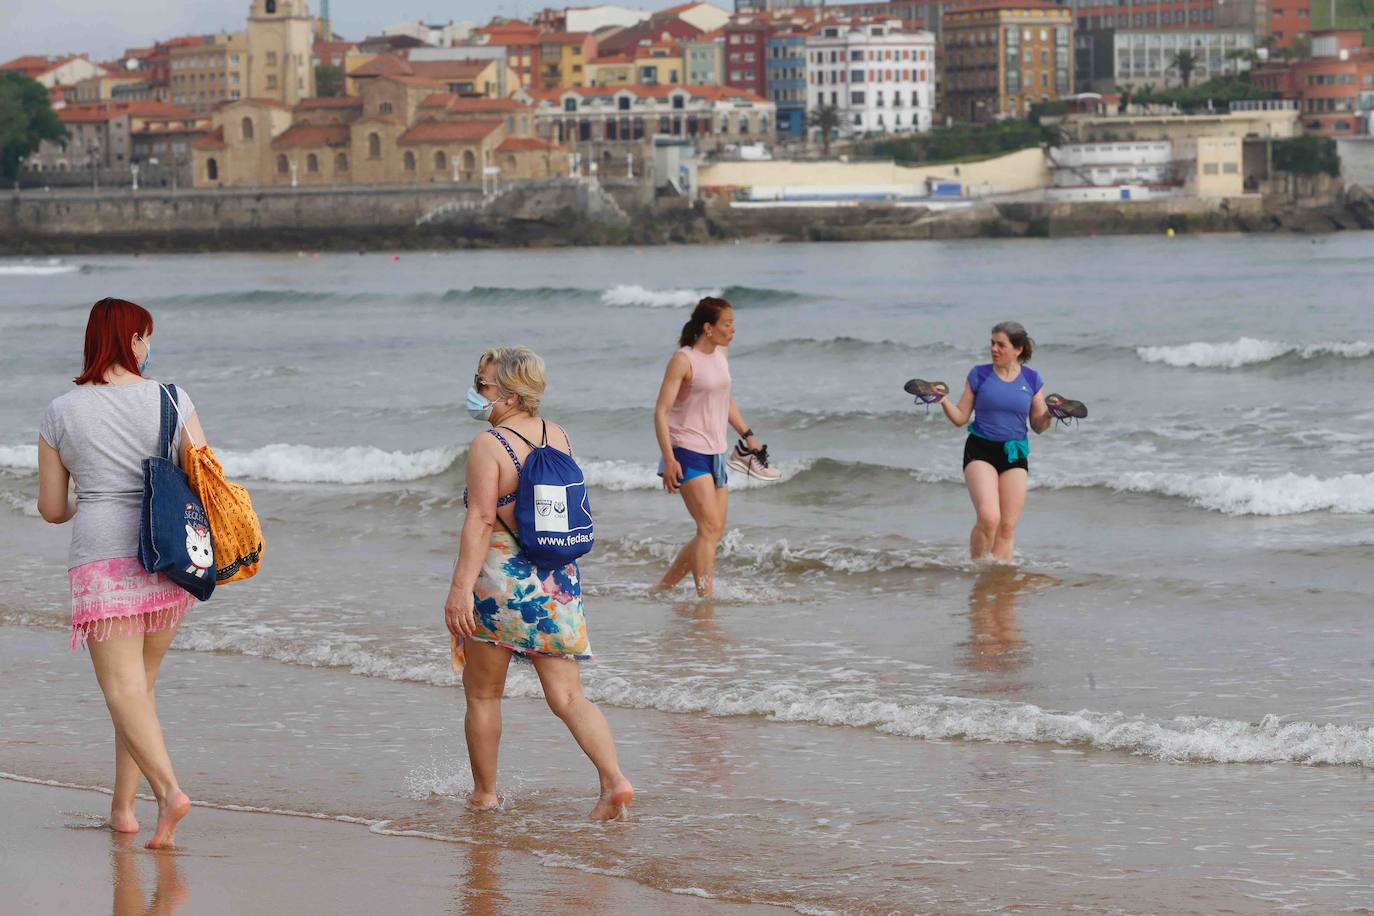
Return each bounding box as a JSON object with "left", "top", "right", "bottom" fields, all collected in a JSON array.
[{"left": 246, "top": 0, "right": 315, "bottom": 105}]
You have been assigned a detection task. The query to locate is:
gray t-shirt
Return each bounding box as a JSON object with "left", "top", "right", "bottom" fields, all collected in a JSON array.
[{"left": 39, "top": 380, "right": 195, "bottom": 569}]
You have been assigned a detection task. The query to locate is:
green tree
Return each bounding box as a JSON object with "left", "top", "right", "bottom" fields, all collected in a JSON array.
[
  {"left": 1273, "top": 135, "right": 1340, "bottom": 176},
  {"left": 1168, "top": 50, "right": 1199, "bottom": 88},
  {"left": 808, "top": 104, "right": 840, "bottom": 156},
  {"left": 0, "top": 72, "right": 67, "bottom": 181},
  {"left": 1288, "top": 34, "right": 1313, "bottom": 60},
  {"left": 314, "top": 63, "right": 344, "bottom": 98}
]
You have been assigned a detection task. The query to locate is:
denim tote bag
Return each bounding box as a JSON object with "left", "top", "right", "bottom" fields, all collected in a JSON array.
[{"left": 138, "top": 383, "right": 216, "bottom": 601}]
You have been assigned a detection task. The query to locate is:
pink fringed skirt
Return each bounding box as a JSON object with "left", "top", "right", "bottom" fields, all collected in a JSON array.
[{"left": 68, "top": 556, "right": 194, "bottom": 650}]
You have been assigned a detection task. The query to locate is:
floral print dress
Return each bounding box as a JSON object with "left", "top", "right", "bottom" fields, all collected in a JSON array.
[{"left": 451, "top": 529, "right": 591, "bottom": 671}]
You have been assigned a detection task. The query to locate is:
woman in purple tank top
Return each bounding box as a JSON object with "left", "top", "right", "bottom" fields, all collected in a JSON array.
[
  {"left": 939, "top": 321, "right": 1052, "bottom": 563},
  {"left": 651, "top": 297, "right": 772, "bottom": 597}
]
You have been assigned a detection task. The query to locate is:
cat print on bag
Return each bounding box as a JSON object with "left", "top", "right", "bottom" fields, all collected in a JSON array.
[
  {"left": 183, "top": 501, "right": 214, "bottom": 578},
  {"left": 184, "top": 524, "right": 213, "bottom": 577}
]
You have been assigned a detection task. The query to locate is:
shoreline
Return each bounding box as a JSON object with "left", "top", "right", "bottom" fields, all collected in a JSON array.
[{"left": 0, "top": 775, "right": 776, "bottom": 915}]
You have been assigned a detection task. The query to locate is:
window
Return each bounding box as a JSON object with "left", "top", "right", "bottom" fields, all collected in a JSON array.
[
  {"left": 564, "top": 97, "right": 577, "bottom": 112},
  {"left": 266, "top": 75, "right": 277, "bottom": 90},
  {"left": 1203, "top": 163, "right": 1219, "bottom": 175},
  {"left": 618, "top": 95, "right": 630, "bottom": 110},
  {"left": 404, "top": 151, "right": 416, "bottom": 171},
  {"left": 1222, "top": 162, "right": 1239, "bottom": 174},
  {"left": 306, "top": 153, "right": 319, "bottom": 173},
  {"left": 336, "top": 153, "right": 348, "bottom": 172},
  {"left": 206, "top": 157, "right": 218, "bottom": 180},
  {"left": 266, "top": 51, "right": 277, "bottom": 66},
  {"left": 434, "top": 150, "right": 446, "bottom": 170},
  {"left": 241, "top": 116, "right": 254, "bottom": 140},
  {"left": 851, "top": 91, "right": 865, "bottom": 104},
  {"left": 379, "top": 101, "right": 393, "bottom": 114},
  {"left": 276, "top": 153, "right": 288, "bottom": 173},
  {"left": 368, "top": 133, "right": 381, "bottom": 159},
  {"left": 672, "top": 94, "right": 684, "bottom": 109},
  {"left": 851, "top": 69, "right": 865, "bottom": 83}
]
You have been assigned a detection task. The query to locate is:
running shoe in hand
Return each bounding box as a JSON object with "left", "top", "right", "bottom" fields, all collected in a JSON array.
[
  {"left": 727, "top": 439, "right": 782, "bottom": 481},
  {"left": 1045, "top": 393, "right": 1088, "bottom": 426}
]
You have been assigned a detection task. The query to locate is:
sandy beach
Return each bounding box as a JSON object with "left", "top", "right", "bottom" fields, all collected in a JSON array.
[{"left": 1, "top": 777, "right": 776, "bottom": 915}]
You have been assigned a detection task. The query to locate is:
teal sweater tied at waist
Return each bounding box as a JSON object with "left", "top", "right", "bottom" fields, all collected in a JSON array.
[{"left": 968, "top": 424, "right": 1029, "bottom": 464}]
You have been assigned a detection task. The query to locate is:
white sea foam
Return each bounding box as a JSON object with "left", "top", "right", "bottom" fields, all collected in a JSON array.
[
  {"left": 599, "top": 284, "right": 721, "bottom": 308},
  {"left": 1136, "top": 337, "right": 1374, "bottom": 368},
  {"left": 1041, "top": 469, "right": 1374, "bottom": 516},
  {"left": 10, "top": 610, "right": 1371, "bottom": 769},
  {"left": 219, "top": 443, "right": 464, "bottom": 484},
  {"left": 0, "top": 445, "right": 39, "bottom": 471},
  {"left": 0, "top": 260, "right": 78, "bottom": 276}
]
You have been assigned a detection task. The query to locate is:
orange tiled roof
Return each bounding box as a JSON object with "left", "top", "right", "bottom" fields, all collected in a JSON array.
[
  {"left": 419, "top": 93, "right": 530, "bottom": 112},
  {"left": 398, "top": 118, "right": 503, "bottom": 144},
  {"left": 351, "top": 54, "right": 490, "bottom": 80},
  {"left": 496, "top": 136, "right": 561, "bottom": 152},
  {"left": 1, "top": 55, "right": 58, "bottom": 76},
  {"left": 271, "top": 123, "right": 353, "bottom": 148},
  {"left": 193, "top": 126, "right": 226, "bottom": 149},
  {"left": 59, "top": 104, "right": 127, "bottom": 123},
  {"left": 541, "top": 32, "right": 592, "bottom": 45},
  {"left": 529, "top": 84, "right": 767, "bottom": 103},
  {"left": 296, "top": 96, "right": 364, "bottom": 109},
  {"left": 946, "top": 0, "right": 1065, "bottom": 14}
]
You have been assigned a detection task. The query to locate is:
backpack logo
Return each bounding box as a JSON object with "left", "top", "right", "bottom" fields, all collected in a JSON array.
[{"left": 533, "top": 484, "right": 569, "bottom": 532}]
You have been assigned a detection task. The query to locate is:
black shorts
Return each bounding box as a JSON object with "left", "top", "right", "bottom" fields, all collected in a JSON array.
[{"left": 962, "top": 434, "right": 1029, "bottom": 475}]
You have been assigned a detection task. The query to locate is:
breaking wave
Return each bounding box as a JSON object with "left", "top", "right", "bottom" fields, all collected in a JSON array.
[
  {"left": 219, "top": 443, "right": 464, "bottom": 484},
  {"left": 1136, "top": 337, "right": 1374, "bottom": 369},
  {"left": 0, "top": 260, "right": 78, "bottom": 276},
  {"left": 7, "top": 608, "right": 1364, "bottom": 769}
]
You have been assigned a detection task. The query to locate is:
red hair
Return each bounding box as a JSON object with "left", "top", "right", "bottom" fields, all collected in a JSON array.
[{"left": 74, "top": 298, "right": 153, "bottom": 386}]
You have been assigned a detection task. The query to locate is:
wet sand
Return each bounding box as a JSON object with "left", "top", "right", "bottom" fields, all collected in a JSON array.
[{"left": 0, "top": 778, "right": 774, "bottom": 915}]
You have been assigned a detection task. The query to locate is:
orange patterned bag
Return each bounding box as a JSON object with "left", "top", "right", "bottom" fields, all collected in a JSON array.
[{"left": 183, "top": 441, "right": 264, "bottom": 583}]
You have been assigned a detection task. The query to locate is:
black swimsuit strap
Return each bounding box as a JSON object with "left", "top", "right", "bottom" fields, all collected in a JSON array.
[{"left": 497, "top": 420, "right": 547, "bottom": 451}]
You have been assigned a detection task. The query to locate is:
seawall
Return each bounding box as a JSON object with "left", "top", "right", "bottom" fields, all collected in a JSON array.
[{"left": 3, "top": 180, "right": 1369, "bottom": 255}]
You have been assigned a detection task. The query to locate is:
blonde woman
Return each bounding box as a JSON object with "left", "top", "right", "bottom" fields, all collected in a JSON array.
[{"left": 443, "top": 346, "right": 633, "bottom": 821}]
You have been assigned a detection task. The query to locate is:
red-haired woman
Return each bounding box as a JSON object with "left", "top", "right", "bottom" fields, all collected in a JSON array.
[{"left": 37, "top": 298, "right": 207, "bottom": 848}]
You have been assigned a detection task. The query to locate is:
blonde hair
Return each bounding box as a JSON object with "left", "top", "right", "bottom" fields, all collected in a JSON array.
[{"left": 479, "top": 346, "right": 546, "bottom": 415}]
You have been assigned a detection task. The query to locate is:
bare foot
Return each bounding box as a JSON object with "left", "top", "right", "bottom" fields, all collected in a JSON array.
[
  {"left": 588, "top": 777, "right": 634, "bottom": 822},
  {"left": 108, "top": 805, "right": 139, "bottom": 834},
  {"left": 466, "top": 791, "right": 499, "bottom": 812},
  {"left": 145, "top": 790, "right": 191, "bottom": 849},
  {"left": 647, "top": 580, "right": 673, "bottom": 596}
]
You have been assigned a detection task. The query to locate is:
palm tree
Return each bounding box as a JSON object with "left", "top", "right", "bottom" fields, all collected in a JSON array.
[
  {"left": 1168, "top": 50, "right": 1199, "bottom": 89},
  {"left": 809, "top": 105, "right": 840, "bottom": 156}
]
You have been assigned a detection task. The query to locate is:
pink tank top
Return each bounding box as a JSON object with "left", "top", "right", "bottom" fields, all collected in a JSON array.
[{"left": 668, "top": 345, "right": 731, "bottom": 455}]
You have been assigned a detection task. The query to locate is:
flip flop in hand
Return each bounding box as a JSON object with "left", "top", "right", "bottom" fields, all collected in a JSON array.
[
  {"left": 904, "top": 378, "right": 949, "bottom": 411},
  {"left": 1045, "top": 393, "right": 1088, "bottom": 427}
]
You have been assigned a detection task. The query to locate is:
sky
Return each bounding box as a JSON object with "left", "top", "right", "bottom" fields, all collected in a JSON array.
[{"left": 0, "top": 0, "right": 664, "bottom": 65}]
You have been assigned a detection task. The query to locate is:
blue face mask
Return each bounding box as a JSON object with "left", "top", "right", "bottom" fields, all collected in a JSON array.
[
  {"left": 465, "top": 386, "right": 494, "bottom": 421},
  {"left": 138, "top": 339, "right": 151, "bottom": 375}
]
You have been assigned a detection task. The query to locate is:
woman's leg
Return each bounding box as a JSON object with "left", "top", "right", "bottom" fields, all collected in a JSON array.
[
  {"left": 991, "top": 468, "right": 1029, "bottom": 563},
  {"left": 109, "top": 616, "right": 180, "bottom": 833},
  {"left": 461, "top": 639, "right": 513, "bottom": 810},
  {"left": 963, "top": 461, "right": 1002, "bottom": 561},
  {"left": 655, "top": 475, "right": 728, "bottom": 596},
  {"left": 88, "top": 627, "right": 191, "bottom": 848},
  {"left": 528, "top": 654, "right": 633, "bottom": 821}
]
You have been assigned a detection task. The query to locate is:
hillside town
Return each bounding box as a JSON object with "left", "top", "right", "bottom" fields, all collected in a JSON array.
[{"left": 2, "top": 0, "right": 1368, "bottom": 216}]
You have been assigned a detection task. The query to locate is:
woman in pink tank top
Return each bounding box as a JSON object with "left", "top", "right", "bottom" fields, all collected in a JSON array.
[{"left": 651, "top": 297, "right": 775, "bottom": 597}]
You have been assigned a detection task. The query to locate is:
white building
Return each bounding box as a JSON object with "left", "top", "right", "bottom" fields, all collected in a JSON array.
[
  {"left": 805, "top": 21, "right": 936, "bottom": 137},
  {"left": 382, "top": 20, "right": 476, "bottom": 47},
  {"left": 565, "top": 5, "right": 652, "bottom": 32},
  {"left": 1048, "top": 140, "right": 1174, "bottom": 187}
]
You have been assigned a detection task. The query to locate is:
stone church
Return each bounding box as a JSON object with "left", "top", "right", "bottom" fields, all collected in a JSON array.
[{"left": 192, "top": 1, "right": 567, "bottom": 188}]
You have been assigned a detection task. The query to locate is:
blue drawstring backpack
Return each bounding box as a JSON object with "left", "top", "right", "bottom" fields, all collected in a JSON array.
[
  {"left": 496, "top": 421, "right": 594, "bottom": 571},
  {"left": 138, "top": 384, "right": 217, "bottom": 601}
]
